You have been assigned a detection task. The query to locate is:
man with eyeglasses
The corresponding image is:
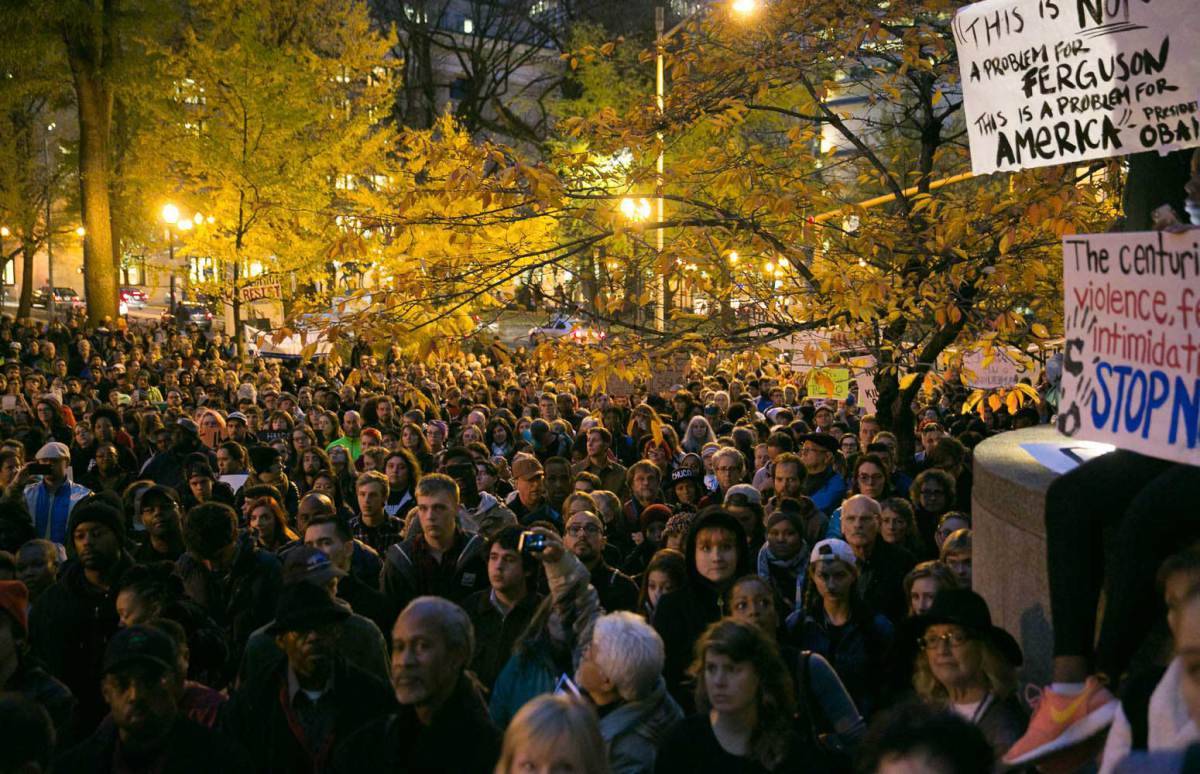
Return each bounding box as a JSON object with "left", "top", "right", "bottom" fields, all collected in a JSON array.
[
  {"left": 797, "top": 433, "right": 847, "bottom": 516},
  {"left": 563, "top": 510, "right": 638, "bottom": 613}
]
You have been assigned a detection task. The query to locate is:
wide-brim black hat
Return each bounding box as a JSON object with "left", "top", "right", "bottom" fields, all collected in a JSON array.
[
  {"left": 798, "top": 432, "right": 839, "bottom": 455},
  {"left": 909, "top": 588, "right": 1022, "bottom": 667}
]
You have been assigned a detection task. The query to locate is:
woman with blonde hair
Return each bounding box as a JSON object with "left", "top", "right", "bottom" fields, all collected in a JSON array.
[
  {"left": 912, "top": 588, "right": 1026, "bottom": 763},
  {"left": 494, "top": 694, "right": 610, "bottom": 774}
]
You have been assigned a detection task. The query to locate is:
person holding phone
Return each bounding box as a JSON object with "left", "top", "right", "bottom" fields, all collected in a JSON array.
[{"left": 21, "top": 442, "right": 92, "bottom": 545}]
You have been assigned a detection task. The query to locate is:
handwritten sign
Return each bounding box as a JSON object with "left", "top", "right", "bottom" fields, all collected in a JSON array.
[
  {"left": 805, "top": 367, "right": 851, "bottom": 400},
  {"left": 961, "top": 346, "right": 1034, "bottom": 389},
  {"left": 240, "top": 281, "right": 281, "bottom": 302},
  {"left": 954, "top": 0, "right": 1200, "bottom": 174},
  {"left": 848, "top": 356, "right": 878, "bottom": 413},
  {"left": 1059, "top": 230, "right": 1200, "bottom": 464}
]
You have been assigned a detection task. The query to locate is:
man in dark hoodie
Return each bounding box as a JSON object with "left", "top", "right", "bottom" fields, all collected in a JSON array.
[
  {"left": 175, "top": 502, "right": 282, "bottom": 677},
  {"left": 651, "top": 505, "right": 750, "bottom": 710},
  {"left": 29, "top": 497, "right": 135, "bottom": 737}
]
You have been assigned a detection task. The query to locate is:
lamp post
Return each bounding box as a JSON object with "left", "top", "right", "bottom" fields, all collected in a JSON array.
[
  {"left": 161, "top": 204, "right": 180, "bottom": 315},
  {"left": 652, "top": 0, "right": 756, "bottom": 331},
  {"left": 44, "top": 122, "right": 55, "bottom": 322},
  {"left": 0, "top": 226, "right": 8, "bottom": 312}
]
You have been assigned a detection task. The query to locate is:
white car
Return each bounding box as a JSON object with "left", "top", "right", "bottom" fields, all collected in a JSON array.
[{"left": 528, "top": 314, "right": 606, "bottom": 344}]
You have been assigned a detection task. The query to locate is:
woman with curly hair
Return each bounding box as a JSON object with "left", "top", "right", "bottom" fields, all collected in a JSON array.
[{"left": 656, "top": 618, "right": 803, "bottom": 773}]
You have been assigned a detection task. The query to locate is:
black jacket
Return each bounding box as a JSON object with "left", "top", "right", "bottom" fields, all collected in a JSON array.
[
  {"left": 220, "top": 655, "right": 396, "bottom": 774},
  {"left": 4, "top": 654, "right": 76, "bottom": 747},
  {"left": 57, "top": 715, "right": 252, "bottom": 774},
  {"left": 855, "top": 538, "right": 916, "bottom": 624},
  {"left": 464, "top": 588, "right": 544, "bottom": 690},
  {"left": 28, "top": 553, "right": 134, "bottom": 738},
  {"left": 652, "top": 508, "right": 751, "bottom": 711},
  {"left": 381, "top": 531, "right": 487, "bottom": 619},
  {"left": 336, "top": 572, "right": 394, "bottom": 639},
  {"left": 332, "top": 675, "right": 500, "bottom": 774},
  {"left": 590, "top": 560, "right": 640, "bottom": 614},
  {"left": 176, "top": 532, "right": 282, "bottom": 674}
]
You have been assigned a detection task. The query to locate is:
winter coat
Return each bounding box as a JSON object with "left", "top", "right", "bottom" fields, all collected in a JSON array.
[
  {"left": 28, "top": 553, "right": 134, "bottom": 737},
  {"left": 601, "top": 677, "right": 684, "bottom": 774},
  {"left": 221, "top": 655, "right": 396, "bottom": 774},
  {"left": 57, "top": 716, "right": 252, "bottom": 774},
  {"left": 332, "top": 675, "right": 500, "bottom": 774},
  {"left": 786, "top": 607, "right": 894, "bottom": 719},
  {"left": 653, "top": 508, "right": 751, "bottom": 710},
  {"left": 4, "top": 654, "right": 76, "bottom": 747},
  {"left": 464, "top": 588, "right": 544, "bottom": 691},
  {"left": 175, "top": 532, "right": 283, "bottom": 673},
  {"left": 23, "top": 479, "right": 92, "bottom": 545},
  {"left": 381, "top": 530, "right": 488, "bottom": 619}
]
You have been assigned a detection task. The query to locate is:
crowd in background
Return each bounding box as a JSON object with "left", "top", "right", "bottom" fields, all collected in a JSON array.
[{"left": 0, "top": 311, "right": 1192, "bottom": 774}]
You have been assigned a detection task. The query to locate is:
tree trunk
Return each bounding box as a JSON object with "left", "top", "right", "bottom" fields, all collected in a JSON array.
[
  {"left": 70, "top": 66, "right": 118, "bottom": 323},
  {"left": 17, "top": 241, "right": 35, "bottom": 320}
]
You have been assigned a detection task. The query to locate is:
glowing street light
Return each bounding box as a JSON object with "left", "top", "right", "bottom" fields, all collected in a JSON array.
[
  {"left": 192, "top": 212, "right": 203, "bottom": 225},
  {"left": 620, "top": 197, "right": 653, "bottom": 222},
  {"left": 74, "top": 226, "right": 86, "bottom": 237},
  {"left": 161, "top": 203, "right": 180, "bottom": 225},
  {"left": 727, "top": 250, "right": 739, "bottom": 263},
  {"left": 731, "top": 0, "right": 758, "bottom": 16}
]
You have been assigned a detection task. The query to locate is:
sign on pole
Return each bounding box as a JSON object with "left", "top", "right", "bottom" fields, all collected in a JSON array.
[
  {"left": 954, "top": 0, "right": 1200, "bottom": 174},
  {"left": 961, "top": 346, "right": 1034, "bottom": 389},
  {"left": 1058, "top": 230, "right": 1200, "bottom": 464},
  {"left": 805, "top": 367, "right": 851, "bottom": 400}
]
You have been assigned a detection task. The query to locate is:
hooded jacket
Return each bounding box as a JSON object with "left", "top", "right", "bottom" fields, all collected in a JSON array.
[
  {"left": 175, "top": 532, "right": 283, "bottom": 674},
  {"left": 651, "top": 507, "right": 751, "bottom": 709}
]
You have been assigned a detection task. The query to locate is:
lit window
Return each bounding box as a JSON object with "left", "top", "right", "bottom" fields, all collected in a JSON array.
[{"left": 463, "top": 18, "right": 474, "bottom": 33}]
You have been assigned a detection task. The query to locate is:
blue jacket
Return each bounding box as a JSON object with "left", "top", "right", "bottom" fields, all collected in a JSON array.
[{"left": 25, "top": 479, "right": 92, "bottom": 545}]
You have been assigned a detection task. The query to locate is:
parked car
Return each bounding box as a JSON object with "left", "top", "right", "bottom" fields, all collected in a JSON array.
[
  {"left": 528, "top": 314, "right": 606, "bottom": 345},
  {"left": 119, "top": 286, "right": 148, "bottom": 308},
  {"left": 31, "top": 287, "right": 85, "bottom": 311},
  {"left": 175, "top": 302, "right": 214, "bottom": 329}
]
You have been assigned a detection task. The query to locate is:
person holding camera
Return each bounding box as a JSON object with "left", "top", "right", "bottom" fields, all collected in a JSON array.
[{"left": 22, "top": 442, "right": 91, "bottom": 545}]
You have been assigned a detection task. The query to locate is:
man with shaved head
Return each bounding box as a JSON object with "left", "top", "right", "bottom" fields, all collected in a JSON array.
[
  {"left": 326, "top": 411, "right": 363, "bottom": 461},
  {"left": 333, "top": 597, "right": 500, "bottom": 773}
]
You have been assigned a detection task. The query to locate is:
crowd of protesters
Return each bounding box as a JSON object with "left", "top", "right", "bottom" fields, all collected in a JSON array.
[{"left": 0, "top": 310, "right": 1194, "bottom": 774}]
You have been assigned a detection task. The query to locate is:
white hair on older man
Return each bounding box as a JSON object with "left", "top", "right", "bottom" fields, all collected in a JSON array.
[{"left": 590, "top": 611, "right": 665, "bottom": 702}]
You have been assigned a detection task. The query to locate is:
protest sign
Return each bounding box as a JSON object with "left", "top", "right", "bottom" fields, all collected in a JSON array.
[
  {"left": 954, "top": 0, "right": 1200, "bottom": 174},
  {"left": 961, "top": 346, "right": 1034, "bottom": 389},
  {"left": 1059, "top": 230, "right": 1200, "bottom": 464},
  {"left": 849, "top": 356, "right": 878, "bottom": 414},
  {"left": 805, "top": 367, "right": 851, "bottom": 400}
]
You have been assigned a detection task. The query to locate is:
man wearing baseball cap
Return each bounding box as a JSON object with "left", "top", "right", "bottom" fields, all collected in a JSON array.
[
  {"left": 22, "top": 441, "right": 92, "bottom": 545},
  {"left": 56, "top": 625, "right": 251, "bottom": 772},
  {"left": 505, "top": 455, "right": 560, "bottom": 528},
  {"left": 133, "top": 485, "right": 187, "bottom": 563},
  {"left": 221, "top": 582, "right": 396, "bottom": 774}
]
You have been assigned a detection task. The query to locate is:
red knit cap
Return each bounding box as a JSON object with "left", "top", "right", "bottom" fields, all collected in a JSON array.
[
  {"left": 0, "top": 580, "right": 29, "bottom": 635},
  {"left": 640, "top": 504, "right": 673, "bottom": 532}
]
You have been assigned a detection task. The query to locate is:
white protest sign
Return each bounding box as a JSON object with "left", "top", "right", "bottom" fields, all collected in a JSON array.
[
  {"left": 1059, "top": 230, "right": 1200, "bottom": 464},
  {"left": 961, "top": 346, "right": 1034, "bottom": 389},
  {"left": 954, "top": 0, "right": 1200, "bottom": 174},
  {"left": 849, "top": 355, "right": 878, "bottom": 414}
]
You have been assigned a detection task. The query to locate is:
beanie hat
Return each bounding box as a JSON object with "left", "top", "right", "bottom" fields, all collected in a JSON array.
[
  {"left": 0, "top": 580, "right": 29, "bottom": 635},
  {"left": 66, "top": 498, "right": 125, "bottom": 544},
  {"left": 766, "top": 508, "right": 806, "bottom": 536},
  {"left": 640, "top": 503, "right": 673, "bottom": 531}
]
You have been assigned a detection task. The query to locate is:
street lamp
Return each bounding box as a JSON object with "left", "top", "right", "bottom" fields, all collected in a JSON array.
[
  {"left": 620, "top": 197, "right": 652, "bottom": 222},
  {"left": 44, "top": 122, "right": 56, "bottom": 321},
  {"left": 0, "top": 226, "right": 8, "bottom": 312},
  {"left": 162, "top": 203, "right": 180, "bottom": 315},
  {"left": 652, "top": 0, "right": 757, "bottom": 330}
]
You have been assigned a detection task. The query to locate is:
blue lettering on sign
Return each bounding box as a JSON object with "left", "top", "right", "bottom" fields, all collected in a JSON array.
[{"left": 1090, "top": 361, "right": 1198, "bottom": 446}]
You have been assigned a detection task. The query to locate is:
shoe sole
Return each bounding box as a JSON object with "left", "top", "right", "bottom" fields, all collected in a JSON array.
[{"left": 1002, "top": 699, "right": 1118, "bottom": 766}]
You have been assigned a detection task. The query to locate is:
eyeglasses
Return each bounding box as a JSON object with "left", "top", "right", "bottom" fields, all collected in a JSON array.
[
  {"left": 566, "top": 524, "right": 602, "bottom": 536},
  {"left": 918, "top": 631, "right": 973, "bottom": 651}
]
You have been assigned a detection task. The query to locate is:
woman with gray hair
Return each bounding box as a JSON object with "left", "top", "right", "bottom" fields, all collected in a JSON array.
[{"left": 574, "top": 611, "right": 683, "bottom": 774}]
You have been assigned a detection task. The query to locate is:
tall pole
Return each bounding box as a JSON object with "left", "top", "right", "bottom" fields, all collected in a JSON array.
[
  {"left": 43, "top": 126, "right": 55, "bottom": 323},
  {"left": 654, "top": 6, "right": 667, "bottom": 332},
  {"left": 167, "top": 227, "right": 176, "bottom": 315},
  {"left": 0, "top": 227, "right": 7, "bottom": 313}
]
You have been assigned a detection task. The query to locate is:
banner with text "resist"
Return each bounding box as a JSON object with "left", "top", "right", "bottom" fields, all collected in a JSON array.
[
  {"left": 1059, "top": 230, "right": 1200, "bottom": 465},
  {"left": 954, "top": 0, "right": 1200, "bottom": 174}
]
